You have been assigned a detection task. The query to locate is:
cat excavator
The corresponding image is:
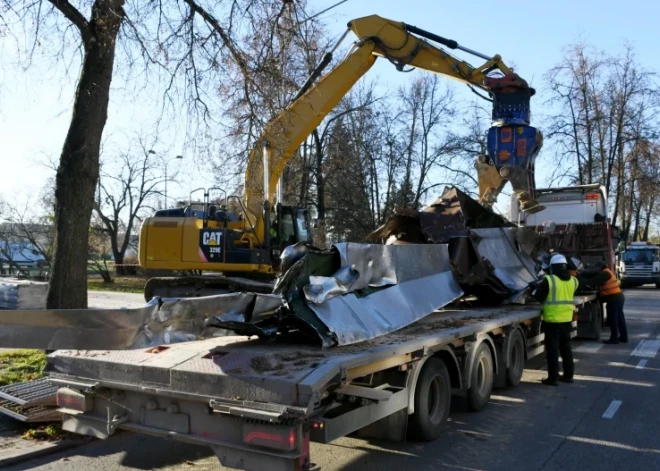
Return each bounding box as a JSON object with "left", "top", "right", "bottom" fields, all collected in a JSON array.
[{"left": 138, "top": 14, "right": 544, "bottom": 300}]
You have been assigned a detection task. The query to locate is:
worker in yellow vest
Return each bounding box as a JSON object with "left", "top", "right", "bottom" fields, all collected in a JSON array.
[
  {"left": 532, "top": 254, "right": 579, "bottom": 386},
  {"left": 580, "top": 260, "right": 627, "bottom": 344}
]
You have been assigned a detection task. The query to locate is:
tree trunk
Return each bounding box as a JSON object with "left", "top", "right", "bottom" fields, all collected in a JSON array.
[
  {"left": 643, "top": 200, "right": 655, "bottom": 241},
  {"left": 47, "top": 0, "right": 126, "bottom": 309},
  {"left": 114, "top": 251, "right": 126, "bottom": 276}
]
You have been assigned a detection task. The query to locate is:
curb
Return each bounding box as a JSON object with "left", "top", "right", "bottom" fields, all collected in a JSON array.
[{"left": 0, "top": 439, "right": 86, "bottom": 467}]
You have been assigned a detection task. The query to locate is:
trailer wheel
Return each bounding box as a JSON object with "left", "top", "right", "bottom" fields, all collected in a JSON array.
[
  {"left": 467, "top": 343, "right": 494, "bottom": 412},
  {"left": 409, "top": 358, "right": 451, "bottom": 441},
  {"left": 506, "top": 330, "right": 525, "bottom": 387}
]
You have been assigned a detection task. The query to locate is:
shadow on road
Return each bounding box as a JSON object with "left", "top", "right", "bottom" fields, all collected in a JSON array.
[{"left": 4, "top": 432, "right": 213, "bottom": 471}]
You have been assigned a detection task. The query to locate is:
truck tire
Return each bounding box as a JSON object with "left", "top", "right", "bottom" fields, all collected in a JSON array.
[
  {"left": 467, "top": 343, "right": 494, "bottom": 412},
  {"left": 506, "top": 330, "right": 525, "bottom": 387},
  {"left": 409, "top": 358, "right": 451, "bottom": 441}
]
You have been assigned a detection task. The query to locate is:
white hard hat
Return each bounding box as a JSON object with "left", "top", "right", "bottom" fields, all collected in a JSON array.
[{"left": 550, "top": 254, "right": 567, "bottom": 265}]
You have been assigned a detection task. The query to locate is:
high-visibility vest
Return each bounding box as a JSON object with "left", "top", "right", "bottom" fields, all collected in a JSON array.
[
  {"left": 542, "top": 275, "right": 578, "bottom": 323},
  {"left": 599, "top": 268, "right": 621, "bottom": 297}
]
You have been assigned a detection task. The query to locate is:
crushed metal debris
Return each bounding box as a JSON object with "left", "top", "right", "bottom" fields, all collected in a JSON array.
[{"left": 0, "top": 187, "right": 548, "bottom": 351}]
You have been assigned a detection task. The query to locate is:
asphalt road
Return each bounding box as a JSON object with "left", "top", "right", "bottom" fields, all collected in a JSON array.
[{"left": 7, "top": 287, "right": 660, "bottom": 471}]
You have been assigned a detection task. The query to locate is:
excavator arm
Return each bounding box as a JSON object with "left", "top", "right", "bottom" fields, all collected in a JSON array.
[{"left": 243, "top": 15, "right": 543, "bottom": 242}]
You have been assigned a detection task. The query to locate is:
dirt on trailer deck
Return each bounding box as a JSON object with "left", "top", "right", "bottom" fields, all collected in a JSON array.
[{"left": 217, "top": 308, "right": 526, "bottom": 378}]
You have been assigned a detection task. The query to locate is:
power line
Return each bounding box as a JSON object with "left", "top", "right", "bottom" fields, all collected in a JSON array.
[{"left": 300, "top": 0, "right": 349, "bottom": 24}]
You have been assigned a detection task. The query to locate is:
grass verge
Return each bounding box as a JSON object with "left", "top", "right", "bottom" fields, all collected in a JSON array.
[
  {"left": 22, "top": 423, "right": 65, "bottom": 441},
  {"left": 0, "top": 350, "right": 47, "bottom": 386},
  {"left": 87, "top": 276, "right": 146, "bottom": 294}
]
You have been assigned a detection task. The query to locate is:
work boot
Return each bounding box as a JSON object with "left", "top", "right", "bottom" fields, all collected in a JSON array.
[
  {"left": 603, "top": 339, "right": 619, "bottom": 345},
  {"left": 559, "top": 375, "right": 574, "bottom": 383},
  {"left": 541, "top": 377, "right": 559, "bottom": 386},
  {"left": 618, "top": 337, "right": 628, "bottom": 344}
]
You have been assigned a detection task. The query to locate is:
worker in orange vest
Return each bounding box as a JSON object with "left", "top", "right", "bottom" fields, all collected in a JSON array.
[{"left": 580, "top": 261, "right": 627, "bottom": 344}]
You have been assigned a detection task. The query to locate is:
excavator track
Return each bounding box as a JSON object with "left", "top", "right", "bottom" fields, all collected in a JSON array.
[{"left": 143, "top": 275, "right": 275, "bottom": 302}]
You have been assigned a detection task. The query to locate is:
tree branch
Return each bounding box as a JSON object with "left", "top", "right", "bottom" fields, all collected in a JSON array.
[
  {"left": 183, "top": 0, "right": 250, "bottom": 80},
  {"left": 47, "top": 0, "right": 92, "bottom": 47}
]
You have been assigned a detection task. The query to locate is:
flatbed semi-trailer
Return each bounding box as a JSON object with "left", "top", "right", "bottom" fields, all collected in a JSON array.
[{"left": 48, "top": 302, "right": 585, "bottom": 471}]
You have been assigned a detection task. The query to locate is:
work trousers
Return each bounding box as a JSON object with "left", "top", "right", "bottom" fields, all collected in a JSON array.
[
  {"left": 543, "top": 321, "right": 574, "bottom": 381},
  {"left": 606, "top": 299, "right": 628, "bottom": 343}
]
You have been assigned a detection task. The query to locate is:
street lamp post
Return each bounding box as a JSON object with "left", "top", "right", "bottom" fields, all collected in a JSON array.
[{"left": 149, "top": 151, "right": 183, "bottom": 208}]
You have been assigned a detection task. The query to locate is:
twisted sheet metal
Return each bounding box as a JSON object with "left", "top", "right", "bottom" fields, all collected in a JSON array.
[
  {"left": 305, "top": 243, "right": 464, "bottom": 345},
  {"left": 0, "top": 293, "right": 282, "bottom": 350}
]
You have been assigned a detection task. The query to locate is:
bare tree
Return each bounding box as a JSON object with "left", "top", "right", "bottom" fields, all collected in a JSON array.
[
  {"left": 94, "top": 138, "right": 169, "bottom": 275},
  {"left": 544, "top": 42, "right": 659, "bottom": 229},
  {"left": 3, "top": 0, "right": 311, "bottom": 308},
  {"left": 393, "top": 75, "right": 457, "bottom": 209}
]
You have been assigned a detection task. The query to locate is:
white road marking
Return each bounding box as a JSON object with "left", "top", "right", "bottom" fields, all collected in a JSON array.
[
  {"left": 574, "top": 343, "right": 604, "bottom": 353},
  {"left": 636, "top": 359, "right": 648, "bottom": 369},
  {"left": 602, "top": 400, "right": 622, "bottom": 419},
  {"left": 630, "top": 340, "right": 660, "bottom": 358},
  {"left": 570, "top": 375, "right": 654, "bottom": 388},
  {"left": 490, "top": 395, "right": 525, "bottom": 403},
  {"left": 552, "top": 435, "right": 660, "bottom": 454}
]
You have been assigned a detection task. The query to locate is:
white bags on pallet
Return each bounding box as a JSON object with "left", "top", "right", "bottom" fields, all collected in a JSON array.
[{"left": 0, "top": 278, "right": 48, "bottom": 310}]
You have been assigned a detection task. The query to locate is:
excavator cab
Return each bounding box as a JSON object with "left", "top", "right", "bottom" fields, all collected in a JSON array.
[{"left": 269, "top": 205, "right": 312, "bottom": 265}]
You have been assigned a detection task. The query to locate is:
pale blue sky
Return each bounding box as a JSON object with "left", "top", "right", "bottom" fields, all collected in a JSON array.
[{"left": 1, "top": 0, "right": 657, "bottom": 213}]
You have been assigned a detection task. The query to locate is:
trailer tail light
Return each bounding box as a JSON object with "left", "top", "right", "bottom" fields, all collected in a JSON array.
[
  {"left": 586, "top": 193, "right": 599, "bottom": 200},
  {"left": 56, "top": 388, "right": 94, "bottom": 413},
  {"left": 242, "top": 423, "right": 296, "bottom": 451}
]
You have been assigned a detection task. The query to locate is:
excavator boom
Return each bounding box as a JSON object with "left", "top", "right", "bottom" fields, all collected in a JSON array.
[
  {"left": 244, "top": 14, "right": 544, "bottom": 240},
  {"left": 138, "top": 14, "right": 544, "bottom": 300}
]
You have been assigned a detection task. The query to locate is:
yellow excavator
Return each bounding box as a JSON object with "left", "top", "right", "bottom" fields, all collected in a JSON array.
[{"left": 138, "top": 14, "right": 544, "bottom": 300}]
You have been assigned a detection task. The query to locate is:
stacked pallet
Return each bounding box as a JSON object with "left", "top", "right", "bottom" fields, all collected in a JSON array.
[{"left": 0, "top": 278, "right": 48, "bottom": 310}]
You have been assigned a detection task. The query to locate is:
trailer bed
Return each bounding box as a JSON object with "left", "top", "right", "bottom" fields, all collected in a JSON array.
[{"left": 48, "top": 305, "right": 542, "bottom": 409}]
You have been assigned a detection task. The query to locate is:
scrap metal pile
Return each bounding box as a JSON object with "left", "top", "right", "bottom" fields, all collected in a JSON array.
[
  {"left": 210, "top": 186, "right": 543, "bottom": 347},
  {"left": 0, "top": 188, "right": 547, "bottom": 351}
]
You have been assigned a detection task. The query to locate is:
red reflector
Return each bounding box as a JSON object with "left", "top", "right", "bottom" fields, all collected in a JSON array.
[
  {"left": 146, "top": 346, "right": 170, "bottom": 354},
  {"left": 586, "top": 193, "right": 599, "bottom": 200},
  {"left": 289, "top": 428, "right": 296, "bottom": 450},
  {"left": 242, "top": 424, "right": 297, "bottom": 451}
]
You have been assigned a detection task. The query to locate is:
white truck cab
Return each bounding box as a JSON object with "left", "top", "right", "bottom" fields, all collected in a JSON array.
[{"left": 618, "top": 241, "right": 660, "bottom": 288}]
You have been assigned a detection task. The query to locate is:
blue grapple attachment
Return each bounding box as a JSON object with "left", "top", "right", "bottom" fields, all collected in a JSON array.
[{"left": 479, "top": 74, "right": 544, "bottom": 214}]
